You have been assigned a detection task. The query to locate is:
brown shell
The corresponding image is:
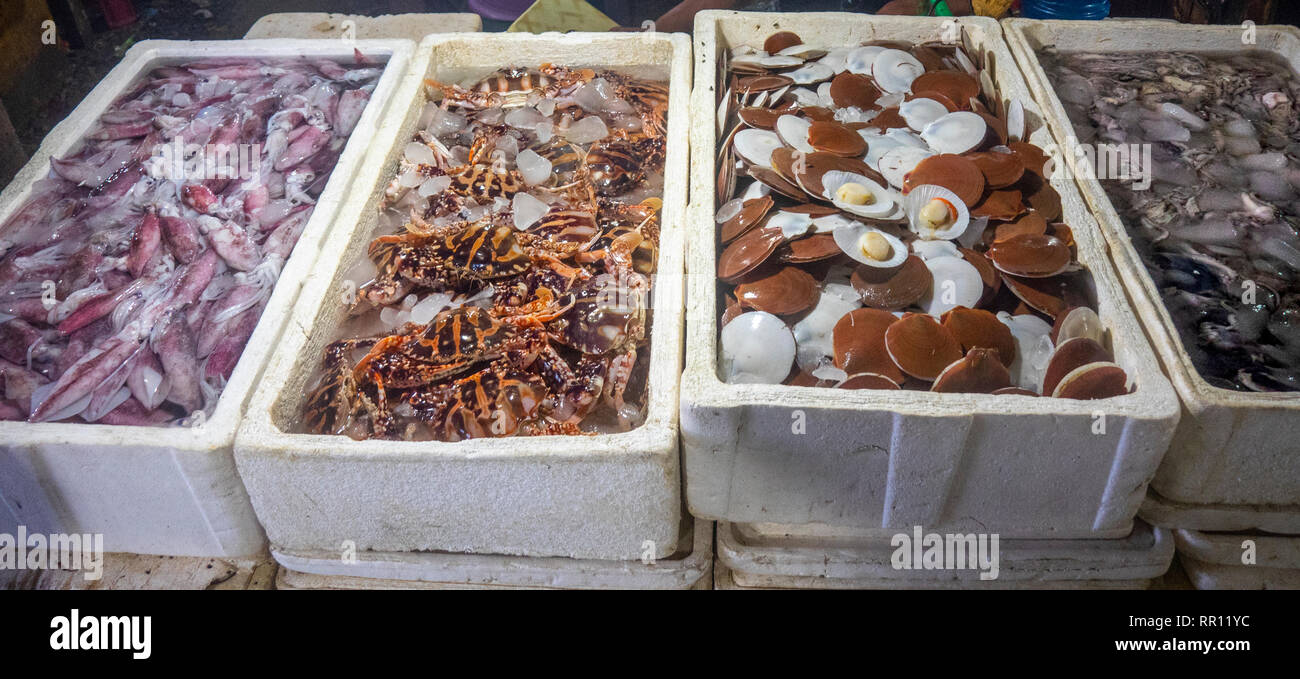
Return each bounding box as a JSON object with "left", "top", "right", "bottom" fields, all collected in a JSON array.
[
  {"left": 1000, "top": 273, "right": 1069, "bottom": 318},
  {"left": 992, "top": 211, "right": 1047, "bottom": 243},
  {"left": 910, "top": 45, "right": 948, "bottom": 72},
  {"left": 941, "top": 307, "right": 1016, "bottom": 367},
  {"left": 993, "top": 386, "right": 1039, "bottom": 397},
  {"left": 909, "top": 90, "right": 960, "bottom": 113},
  {"left": 884, "top": 313, "right": 964, "bottom": 381},
  {"left": 931, "top": 348, "right": 1013, "bottom": 394},
  {"left": 718, "top": 226, "right": 784, "bottom": 282},
  {"left": 801, "top": 106, "right": 838, "bottom": 122},
  {"left": 851, "top": 255, "right": 931, "bottom": 310},
  {"left": 1008, "top": 141, "right": 1050, "bottom": 177},
  {"left": 828, "top": 72, "right": 882, "bottom": 110},
  {"left": 910, "top": 70, "right": 980, "bottom": 107},
  {"left": 1053, "top": 362, "right": 1130, "bottom": 400},
  {"left": 747, "top": 166, "right": 810, "bottom": 202},
  {"left": 795, "top": 152, "right": 883, "bottom": 197},
  {"left": 808, "top": 121, "right": 868, "bottom": 157},
  {"left": 987, "top": 234, "right": 1072, "bottom": 278},
  {"left": 839, "top": 373, "right": 902, "bottom": 390},
  {"left": 782, "top": 202, "right": 841, "bottom": 216},
  {"left": 958, "top": 247, "right": 1002, "bottom": 304},
  {"left": 763, "top": 31, "right": 803, "bottom": 54},
  {"left": 978, "top": 112, "right": 1008, "bottom": 147},
  {"left": 737, "top": 74, "right": 795, "bottom": 93},
  {"left": 868, "top": 107, "right": 908, "bottom": 130},
  {"left": 738, "top": 107, "right": 781, "bottom": 129},
  {"left": 832, "top": 308, "right": 905, "bottom": 384},
  {"left": 972, "top": 189, "right": 1026, "bottom": 221},
  {"left": 1018, "top": 172, "right": 1063, "bottom": 222},
  {"left": 780, "top": 233, "right": 842, "bottom": 263},
  {"left": 735, "top": 266, "right": 820, "bottom": 316},
  {"left": 903, "top": 154, "right": 986, "bottom": 206},
  {"left": 967, "top": 150, "right": 1025, "bottom": 189},
  {"left": 1041, "top": 337, "right": 1113, "bottom": 397},
  {"left": 720, "top": 195, "right": 775, "bottom": 243}
]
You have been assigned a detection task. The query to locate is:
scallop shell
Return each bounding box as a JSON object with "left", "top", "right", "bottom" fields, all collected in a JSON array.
[
  {"left": 931, "top": 348, "right": 1013, "bottom": 394},
  {"left": 839, "top": 373, "right": 903, "bottom": 390},
  {"left": 821, "top": 171, "right": 898, "bottom": 219},
  {"left": 903, "top": 154, "right": 985, "bottom": 206},
  {"left": 920, "top": 111, "right": 987, "bottom": 155},
  {"left": 845, "top": 45, "right": 886, "bottom": 75},
  {"left": 733, "top": 128, "right": 784, "bottom": 168},
  {"left": 720, "top": 311, "right": 796, "bottom": 384},
  {"left": 735, "top": 266, "right": 821, "bottom": 316},
  {"left": 833, "top": 308, "right": 905, "bottom": 383},
  {"left": 718, "top": 226, "right": 784, "bottom": 282},
  {"left": 832, "top": 221, "right": 908, "bottom": 268},
  {"left": 941, "top": 307, "right": 1016, "bottom": 367},
  {"left": 910, "top": 70, "right": 980, "bottom": 107},
  {"left": 998, "top": 311, "right": 1054, "bottom": 392},
  {"left": 967, "top": 150, "right": 1025, "bottom": 188},
  {"left": 872, "top": 49, "right": 925, "bottom": 93},
  {"left": 763, "top": 31, "right": 803, "bottom": 54},
  {"left": 786, "top": 62, "right": 836, "bottom": 85},
  {"left": 1041, "top": 337, "right": 1113, "bottom": 396},
  {"left": 987, "top": 234, "right": 1072, "bottom": 278},
  {"left": 1052, "top": 362, "right": 1130, "bottom": 400},
  {"left": 877, "top": 146, "right": 935, "bottom": 188},
  {"left": 851, "top": 254, "right": 931, "bottom": 310},
  {"left": 1051, "top": 306, "right": 1105, "bottom": 345},
  {"left": 900, "top": 97, "right": 949, "bottom": 131},
  {"left": 904, "top": 184, "right": 970, "bottom": 241},
  {"left": 884, "top": 313, "right": 964, "bottom": 381},
  {"left": 808, "top": 121, "right": 867, "bottom": 156},
  {"left": 720, "top": 195, "right": 775, "bottom": 243},
  {"left": 918, "top": 255, "right": 983, "bottom": 317},
  {"left": 775, "top": 114, "right": 814, "bottom": 154},
  {"left": 828, "top": 72, "right": 882, "bottom": 109}
]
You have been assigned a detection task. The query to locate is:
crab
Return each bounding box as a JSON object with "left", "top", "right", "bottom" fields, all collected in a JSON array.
[{"left": 426, "top": 65, "right": 593, "bottom": 110}]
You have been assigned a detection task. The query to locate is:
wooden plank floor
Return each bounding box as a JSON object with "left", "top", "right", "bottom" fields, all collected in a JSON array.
[{"left": 1, "top": 553, "right": 278, "bottom": 590}]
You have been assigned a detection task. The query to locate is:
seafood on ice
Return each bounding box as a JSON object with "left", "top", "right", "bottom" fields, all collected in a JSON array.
[
  {"left": 0, "top": 55, "right": 383, "bottom": 426},
  {"left": 714, "top": 31, "right": 1129, "bottom": 399},
  {"left": 300, "top": 63, "right": 669, "bottom": 441}
]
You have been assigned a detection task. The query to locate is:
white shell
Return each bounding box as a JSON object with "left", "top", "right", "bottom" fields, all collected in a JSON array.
[
  {"left": 733, "top": 54, "right": 804, "bottom": 69},
  {"left": 911, "top": 239, "right": 960, "bottom": 261},
  {"left": 768, "top": 211, "right": 814, "bottom": 239},
  {"left": 821, "top": 171, "right": 897, "bottom": 218},
  {"left": 845, "top": 45, "right": 886, "bottom": 75},
  {"left": 788, "top": 87, "right": 821, "bottom": 107},
  {"left": 733, "top": 128, "right": 784, "bottom": 168},
  {"left": 1006, "top": 98, "right": 1026, "bottom": 142},
  {"left": 874, "top": 91, "right": 906, "bottom": 109},
  {"left": 956, "top": 215, "right": 990, "bottom": 249},
  {"left": 832, "top": 222, "right": 908, "bottom": 268},
  {"left": 919, "top": 255, "right": 983, "bottom": 317},
  {"left": 793, "top": 290, "right": 863, "bottom": 368},
  {"left": 921, "top": 111, "right": 987, "bottom": 155},
  {"left": 786, "top": 62, "right": 835, "bottom": 85},
  {"left": 877, "top": 146, "right": 934, "bottom": 188},
  {"left": 741, "top": 179, "right": 771, "bottom": 201},
  {"left": 872, "top": 49, "right": 925, "bottom": 94},
  {"left": 998, "top": 312, "right": 1054, "bottom": 392},
  {"left": 904, "top": 184, "right": 971, "bottom": 241},
  {"left": 1056, "top": 307, "right": 1106, "bottom": 345},
  {"left": 810, "top": 212, "right": 857, "bottom": 233},
  {"left": 817, "top": 47, "right": 853, "bottom": 73},
  {"left": 720, "top": 311, "right": 796, "bottom": 385},
  {"left": 900, "top": 97, "right": 949, "bottom": 131},
  {"left": 775, "top": 114, "right": 814, "bottom": 154}
]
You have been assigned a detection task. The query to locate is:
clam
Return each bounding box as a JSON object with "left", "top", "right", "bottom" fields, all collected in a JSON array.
[
  {"left": 808, "top": 121, "right": 867, "bottom": 157},
  {"left": 968, "top": 150, "right": 1025, "bottom": 188},
  {"left": 1051, "top": 306, "right": 1105, "bottom": 345},
  {"left": 821, "top": 171, "right": 898, "bottom": 219},
  {"left": 833, "top": 308, "right": 905, "bottom": 383},
  {"left": 998, "top": 312, "right": 1054, "bottom": 392},
  {"left": 903, "top": 154, "right": 985, "bottom": 206},
  {"left": 904, "top": 184, "right": 970, "bottom": 241},
  {"left": 828, "top": 72, "right": 881, "bottom": 109},
  {"left": 720, "top": 195, "right": 775, "bottom": 243},
  {"left": 781, "top": 233, "right": 841, "bottom": 263},
  {"left": 764, "top": 31, "right": 803, "bottom": 54},
  {"left": 735, "top": 266, "right": 821, "bottom": 316},
  {"left": 776, "top": 114, "right": 815, "bottom": 153},
  {"left": 832, "top": 221, "right": 908, "bottom": 269},
  {"left": 1041, "top": 337, "right": 1113, "bottom": 396},
  {"left": 931, "top": 348, "right": 1012, "bottom": 394},
  {"left": 920, "top": 111, "right": 987, "bottom": 155},
  {"left": 718, "top": 226, "right": 784, "bottom": 282},
  {"left": 872, "top": 49, "right": 925, "bottom": 93},
  {"left": 918, "top": 255, "right": 983, "bottom": 317},
  {"left": 733, "top": 128, "right": 784, "bottom": 168},
  {"left": 845, "top": 45, "right": 886, "bottom": 75},
  {"left": 720, "top": 311, "right": 796, "bottom": 384},
  {"left": 910, "top": 70, "right": 980, "bottom": 107},
  {"left": 839, "top": 373, "right": 903, "bottom": 390},
  {"left": 786, "top": 62, "right": 836, "bottom": 85},
  {"left": 852, "top": 254, "right": 931, "bottom": 310},
  {"left": 878, "top": 146, "right": 935, "bottom": 188},
  {"left": 884, "top": 313, "right": 964, "bottom": 381},
  {"left": 900, "top": 97, "right": 950, "bottom": 131},
  {"left": 1052, "top": 362, "right": 1130, "bottom": 400},
  {"left": 987, "top": 234, "right": 1072, "bottom": 278},
  {"left": 941, "top": 307, "right": 1016, "bottom": 367}
]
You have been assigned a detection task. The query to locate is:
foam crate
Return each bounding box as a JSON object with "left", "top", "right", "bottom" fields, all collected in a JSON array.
[
  {"left": 1003, "top": 19, "right": 1300, "bottom": 527},
  {"left": 680, "top": 12, "right": 1180, "bottom": 538},
  {"left": 235, "top": 31, "right": 691, "bottom": 562},
  {"left": 0, "top": 39, "right": 415, "bottom": 557}
]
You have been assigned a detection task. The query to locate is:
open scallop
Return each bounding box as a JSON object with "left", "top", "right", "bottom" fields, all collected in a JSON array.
[
  {"left": 904, "top": 184, "right": 970, "bottom": 241},
  {"left": 920, "top": 111, "right": 987, "bottom": 155},
  {"left": 832, "top": 221, "right": 908, "bottom": 269},
  {"left": 872, "top": 49, "right": 925, "bottom": 93},
  {"left": 720, "top": 311, "right": 796, "bottom": 384},
  {"left": 821, "top": 171, "right": 898, "bottom": 219},
  {"left": 734, "top": 128, "right": 784, "bottom": 168}
]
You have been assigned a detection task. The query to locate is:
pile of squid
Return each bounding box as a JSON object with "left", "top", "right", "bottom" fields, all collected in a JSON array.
[
  {"left": 0, "top": 56, "right": 382, "bottom": 425},
  {"left": 714, "top": 31, "right": 1130, "bottom": 399},
  {"left": 1044, "top": 49, "right": 1300, "bottom": 392},
  {"left": 301, "top": 64, "right": 668, "bottom": 441}
]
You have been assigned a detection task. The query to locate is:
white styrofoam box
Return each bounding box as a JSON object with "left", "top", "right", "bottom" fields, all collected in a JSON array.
[
  {"left": 245, "top": 12, "right": 482, "bottom": 40},
  {"left": 271, "top": 518, "right": 713, "bottom": 590},
  {"left": 1141, "top": 489, "right": 1300, "bottom": 534},
  {"left": 235, "top": 31, "right": 692, "bottom": 562},
  {"left": 1003, "top": 19, "right": 1300, "bottom": 517},
  {"left": 680, "top": 12, "right": 1180, "bottom": 538},
  {"left": 716, "top": 520, "right": 1174, "bottom": 589},
  {"left": 1174, "top": 528, "right": 1300, "bottom": 589},
  {"left": 0, "top": 39, "right": 414, "bottom": 557}
]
